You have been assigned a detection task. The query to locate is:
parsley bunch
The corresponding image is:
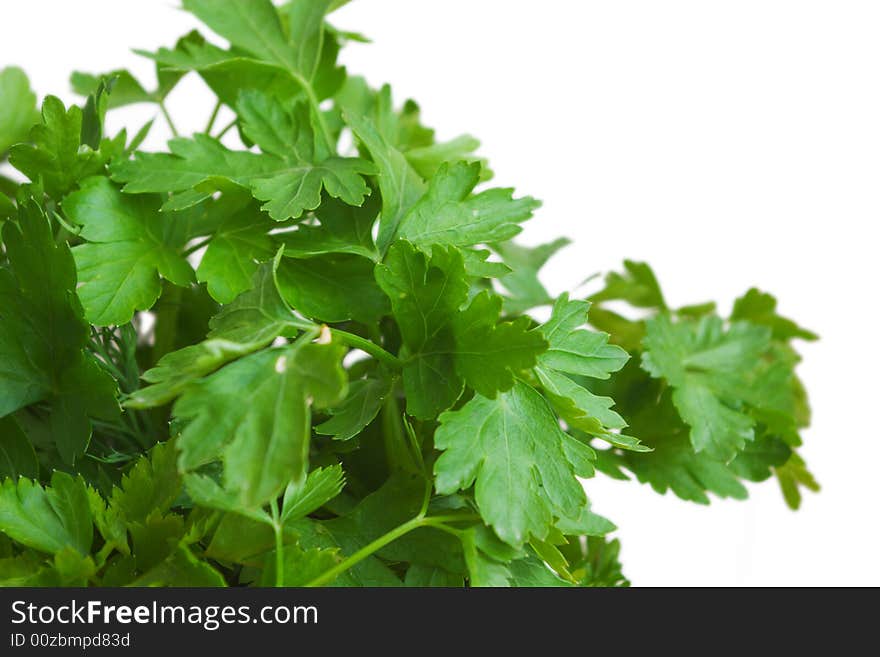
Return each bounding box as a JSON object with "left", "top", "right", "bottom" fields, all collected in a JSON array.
[{"left": 0, "top": 0, "right": 817, "bottom": 587}]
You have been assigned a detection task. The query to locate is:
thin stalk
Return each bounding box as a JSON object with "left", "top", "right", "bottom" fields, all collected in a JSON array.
[
  {"left": 305, "top": 513, "right": 480, "bottom": 587},
  {"left": 215, "top": 118, "right": 237, "bottom": 140},
  {"left": 381, "top": 394, "right": 410, "bottom": 473},
  {"left": 205, "top": 100, "right": 222, "bottom": 134},
  {"left": 152, "top": 284, "right": 183, "bottom": 365},
  {"left": 421, "top": 520, "right": 466, "bottom": 538},
  {"left": 306, "top": 515, "right": 424, "bottom": 587},
  {"left": 271, "top": 499, "right": 284, "bottom": 588},
  {"left": 158, "top": 101, "right": 179, "bottom": 137},
  {"left": 418, "top": 476, "right": 432, "bottom": 518},
  {"left": 91, "top": 347, "right": 129, "bottom": 385},
  {"left": 291, "top": 72, "right": 335, "bottom": 153},
  {"left": 330, "top": 329, "right": 402, "bottom": 369},
  {"left": 183, "top": 236, "right": 213, "bottom": 257}
]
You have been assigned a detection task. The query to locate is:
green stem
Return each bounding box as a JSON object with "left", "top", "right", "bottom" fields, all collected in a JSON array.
[
  {"left": 330, "top": 329, "right": 401, "bottom": 369},
  {"left": 152, "top": 284, "right": 183, "bottom": 365},
  {"left": 418, "top": 475, "right": 432, "bottom": 517},
  {"left": 292, "top": 72, "right": 335, "bottom": 153},
  {"left": 271, "top": 499, "right": 284, "bottom": 588},
  {"left": 381, "top": 394, "right": 410, "bottom": 473},
  {"left": 421, "top": 520, "right": 467, "bottom": 538},
  {"left": 215, "top": 118, "right": 237, "bottom": 140},
  {"left": 306, "top": 515, "right": 424, "bottom": 588},
  {"left": 205, "top": 100, "right": 222, "bottom": 134},
  {"left": 183, "top": 236, "right": 213, "bottom": 257},
  {"left": 305, "top": 513, "right": 480, "bottom": 587},
  {"left": 158, "top": 101, "right": 179, "bottom": 137},
  {"left": 90, "top": 343, "right": 129, "bottom": 386}
]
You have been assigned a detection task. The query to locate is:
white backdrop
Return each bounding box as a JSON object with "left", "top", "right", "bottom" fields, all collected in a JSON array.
[{"left": 2, "top": 0, "right": 878, "bottom": 586}]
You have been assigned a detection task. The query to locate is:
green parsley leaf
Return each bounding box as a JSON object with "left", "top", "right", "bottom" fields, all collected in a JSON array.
[
  {"left": 396, "top": 161, "right": 539, "bottom": 248},
  {"left": 642, "top": 314, "right": 771, "bottom": 462},
  {"left": 0, "top": 67, "right": 40, "bottom": 156},
  {"left": 492, "top": 237, "right": 570, "bottom": 313},
  {"left": 731, "top": 288, "right": 818, "bottom": 342},
  {"left": 315, "top": 376, "right": 393, "bottom": 441},
  {"left": 375, "top": 241, "right": 468, "bottom": 418},
  {"left": 174, "top": 340, "right": 347, "bottom": 507},
  {"left": 194, "top": 193, "right": 275, "bottom": 304},
  {"left": 276, "top": 253, "right": 389, "bottom": 323},
  {"left": 9, "top": 96, "right": 107, "bottom": 198},
  {"left": 0, "top": 4, "right": 820, "bottom": 588},
  {"left": 63, "top": 177, "right": 195, "bottom": 326},
  {"left": 0, "top": 472, "right": 93, "bottom": 556},
  {"left": 0, "top": 203, "right": 118, "bottom": 462},
  {"left": 345, "top": 111, "right": 426, "bottom": 252},
  {"left": 452, "top": 290, "right": 547, "bottom": 398},
  {"left": 434, "top": 382, "right": 586, "bottom": 546}
]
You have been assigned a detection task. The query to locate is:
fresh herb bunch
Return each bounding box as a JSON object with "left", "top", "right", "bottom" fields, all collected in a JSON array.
[{"left": 0, "top": 0, "right": 818, "bottom": 587}]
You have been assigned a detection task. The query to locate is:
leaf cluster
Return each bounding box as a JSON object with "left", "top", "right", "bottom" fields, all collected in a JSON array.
[{"left": 0, "top": 1, "right": 816, "bottom": 587}]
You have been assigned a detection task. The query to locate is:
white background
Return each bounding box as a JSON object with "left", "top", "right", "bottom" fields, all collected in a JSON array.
[{"left": 2, "top": 1, "right": 878, "bottom": 586}]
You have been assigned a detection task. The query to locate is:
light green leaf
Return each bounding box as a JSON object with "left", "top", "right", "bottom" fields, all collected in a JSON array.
[
  {"left": 111, "top": 134, "right": 273, "bottom": 198},
  {"left": 112, "top": 95, "right": 375, "bottom": 221},
  {"left": 533, "top": 293, "right": 637, "bottom": 449},
  {"left": 540, "top": 294, "right": 629, "bottom": 379},
  {"left": 492, "top": 238, "right": 570, "bottom": 314},
  {"left": 434, "top": 382, "right": 586, "bottom": 546},
  {"left": 642, "top": 314, "right": 771, "bottom": 461},
  {"left": 775, "top": 452, "right": 820, "bottom": 510},
  {"left": 286, "top": 0, "right": 335, "bottom": 80},
  {"left": 183, "top": 0, "right": 307, "bottom": 75},
  {"left": 375, "top": 241, "right": 468, "bottom": 351},
  {"left": 136, "top": 33, "right": 299, "bottom": 108},
  {"left": 126, "top": 261, "right": 310, "bottom": 409},
  {"left": 731, "top": 288, "right": 818, "bottom": 342},
  {"left": 276, "top": 195, "right": 378, "bottom": 260},
  {"left": 397, "top": 161, "right": 539, "bottom": 248},
  {"left": 375, "top": 241, "right": 468, "bottom": 418},
  {"left": 251, "top": 157, "right": 375, "bottom": 221},
  {"left": 71, "top": 70, "right": 152, "bottom": 108},
  {"left": 590, "top": 259, "right": 667, "bottom": 309},
  {"left": 508, "top": 555, "right": 573, "bottom": 587},
  {"left": 184, "top": 474, "right": 271, "bottom": 524},
  {"left": 260, "top": 544, "right": 340, "bottom": 586},
  {"left": 281, "top": 464, "right": 346, "bottom": 523},
  {"left": 315, "top": 376, "right": 392, "bottom": 441},
  {"left": 345, "top": 111, "right": 426, "bottom": 252},
  {"left": 64, "top": 177, "right": 194, "bottom": 326},
  {"left": 132, "top": 544, "right": 226, "bottom": 587},
  {"left": 195, "top": 195, "right": 275, "bottom": 304},
  {"left": 0, "top": 67, "right": 40, "bottom": 156},
  {"left": 535, "top": 366, "right": 625, "bottom": 431},
  {"left": 109, "top": 441, "right": 182, "bottom": 525},
  {"left": 276, "top": 253, "right": 389, "bottom": 323},
  {"left": 461, "top": 529, "right": 511, "bottom": 587},
  {"left": 0, "top": 472, "right": 93, "bottom": 556},
  {"left": 405, "top": 134, "right": 486, "bottom": 181},
  {"left": 86, "top": 488, "right": 129, "bottom": 555},
  {"left": 452, "top": 290, "right": 547, "bottom": 398},
  {"left": 9, "top": 96, "right": 106, "bottom": 197},
  {"left": 624, "top": 433, "right": 751, "bottom": 504},
  {"left": 175, "top": 340, "right": 347, "bottom": 507}
]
